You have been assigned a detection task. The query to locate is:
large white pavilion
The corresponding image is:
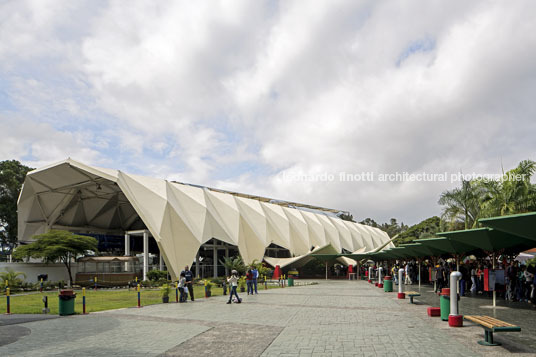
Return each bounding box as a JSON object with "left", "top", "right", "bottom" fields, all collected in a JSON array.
[{"left": 17, "top": 159, "right": 393, "bottom": 280}]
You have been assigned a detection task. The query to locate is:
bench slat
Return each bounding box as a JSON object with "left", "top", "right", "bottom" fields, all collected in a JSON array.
[
  {"left": 464, "top": 315, "right": 519, "bottom": 330},
  {"left": 476, "top": 316, "right": 515, "bottom": 327}
]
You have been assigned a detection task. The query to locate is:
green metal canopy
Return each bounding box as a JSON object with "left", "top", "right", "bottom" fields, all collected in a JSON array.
[
  {"left": 397, "top": 243, "right": 446, "bottom": 258},
  {"left": 479, "top": 212, "right": 536, "bottom": 241},
  {"left": 385, "top": 247, "right": 415, "bottom": 258},
  {"left": 311, "top": 254, "right": 343, "bottom": 261},
  {"left": 437, "top": 227, "right": 535, "bottom": 253},
  {"left": 413, "top": 237, "right": 476, "bottom": 255}
]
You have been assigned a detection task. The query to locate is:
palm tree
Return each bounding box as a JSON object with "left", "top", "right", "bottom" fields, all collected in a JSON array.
[
  {"left": 0, "top": 267, "right": 27, "bottom": 287},
  {"left": 219, "top": 256, "right": 246, "bottom": 275},
  {"left": 438, "top": 179, "right": 483, "bottom": 230},
  {"left": 480, "top": 160, "right": 536, "bottom": 217}
]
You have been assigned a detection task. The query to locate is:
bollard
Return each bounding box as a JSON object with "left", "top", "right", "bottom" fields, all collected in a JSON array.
[
  {"left": 368, "top": 267, "right": 373, "bottom": 283},
  {"left": 82, "top": 288, "right": 87, "bottom": 314},
  {"left": 137, "top": 284, "right": 141, "bottom": 308},
  {"left": 448, "top": 271, "right": 463, "bottom": 327},
  {"left": 42, "top": 295, "right": 50, "bottom": 314},
  {"left": 175, "top": 282, "right": 179, "bottom": 303},
  {"left": 398, "top": 269, "right": 405, "bottom": 299},
  {"left": 378, "top": 267, "right": 383, "bottom": 288},
  {"left": 94, "top": 276, "right": 97, "bottom": 291},
  {"left": 6, "top": 287, "right": 10, "bottom": 314}
]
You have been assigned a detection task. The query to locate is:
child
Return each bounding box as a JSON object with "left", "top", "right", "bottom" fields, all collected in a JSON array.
[
  {"left": 178, "top": 272, "right": 187, "bottom": 303},
  {"left": 227, "top": 270, "right": 241, "bottom": 304}
]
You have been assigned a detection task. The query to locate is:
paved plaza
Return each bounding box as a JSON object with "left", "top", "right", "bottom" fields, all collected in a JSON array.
[{"left": 1, "top": 280, "right": 535, "bottom": 356}]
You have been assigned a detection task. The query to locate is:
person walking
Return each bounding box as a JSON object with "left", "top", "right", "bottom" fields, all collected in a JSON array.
[
  {"left": 178, "top": 272, "right": 187, "bottom": 303},
  {"left": 524, "top": 267, "right": 534, "bottom": 301},
  {"left": 405, "top": 263, "right": 412, "bottom": 285},
  {"left": 246, "top": 269, "right": 254, "bottom": 295},
  {"left": 251, "top": 266, "right": 259, "bottom": 294},
  {"left": 227, "top": 270, "right": 241, "bottom": 304},
  {"left": 470, "top": 264, "right": 477, "bottom": 294},
  {"left": 181, "top": 265, "right": 195, "bottom": 301}
]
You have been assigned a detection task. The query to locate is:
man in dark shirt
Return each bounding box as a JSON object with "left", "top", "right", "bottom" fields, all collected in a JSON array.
[{"left": 181, "top": 265, "right": 194, "bottom": 301}]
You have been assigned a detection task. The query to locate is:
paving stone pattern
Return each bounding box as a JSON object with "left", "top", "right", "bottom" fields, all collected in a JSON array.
[{"left": 1, "top": 280, "right": 535, "bottom": 356}]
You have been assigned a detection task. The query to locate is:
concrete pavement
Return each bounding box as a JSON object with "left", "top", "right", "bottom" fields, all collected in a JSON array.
[{"left": 1, "top": 280, "right": 535, "bottom": 356}]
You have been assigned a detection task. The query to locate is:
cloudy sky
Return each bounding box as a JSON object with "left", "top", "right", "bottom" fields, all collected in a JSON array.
[{"left": 1, "top": 1, "right": 535, "bottom": 225}]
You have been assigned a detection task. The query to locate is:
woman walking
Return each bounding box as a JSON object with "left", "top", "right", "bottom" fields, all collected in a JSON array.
[{"left": 227, "top": 270, "right": 242, "bottom": 304}]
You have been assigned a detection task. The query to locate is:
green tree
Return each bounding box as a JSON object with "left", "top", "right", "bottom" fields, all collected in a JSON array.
[
  {"left": 0, "top": 160, "right": 33, "bottom": 253},
  {"left": 438, "top": 179, "right": 483, "bottom": 230},
  {"left": 439, "top": 160, "right": 536, "bottom": 230},
  {"left": 379, "top": 218, "right": 409, "bottom": 237},
  {"left": 219, "top": 256, "right": 246, "bottom": 276},
  {"left": 13, "top": 230, "right": 98, "bottom": 286},
  {"left": 394, "top": 216, "right": 441, "bottom": 245},
  {"left": 250, "top": 259, "right": 271, "bottom": 278},
  {"left": 337, "top": 212, "right": 355, "bottom": 222},
  {"left": 0, "top": 267, "right": 27, "bottom": 287},
  {"left": 359, "top": 217, "right": 379, "bottom": 227},
  {"left": 479, "top": 160, "right": 536, "bottom": 217}
]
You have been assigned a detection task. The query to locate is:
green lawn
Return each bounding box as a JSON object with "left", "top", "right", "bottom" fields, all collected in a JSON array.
[{"left": 0, "top": 283, "right": 281, "bottom": 314}]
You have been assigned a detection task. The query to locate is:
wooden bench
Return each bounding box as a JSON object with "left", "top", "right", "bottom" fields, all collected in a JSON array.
[
  {"left": 464, "top": 315, "right": 521, "bottom": 346},
  {"left": 405, "top": 291, "right": 420, "bottom": 304}
]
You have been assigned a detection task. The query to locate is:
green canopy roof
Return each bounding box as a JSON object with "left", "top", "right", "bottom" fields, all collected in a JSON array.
[
  {"left": 413, "top": 237, "right": 476, "bottom": 255},
  {"left": 397, "top": 243, "right": 446, "bottom": 258},
  {"left": 437, "top": 227, "right": 535, "bottom": 253},
  {"left": 479, "top": 212, "right": 536, "bottom": 241},
  {"left": 311, "top": 254, "right": 343, "bottom": 261}
]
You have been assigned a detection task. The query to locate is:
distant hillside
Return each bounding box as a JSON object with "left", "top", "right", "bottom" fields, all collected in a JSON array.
[{"left": 394, "top": 216, "right": 441, "bottom": 245}]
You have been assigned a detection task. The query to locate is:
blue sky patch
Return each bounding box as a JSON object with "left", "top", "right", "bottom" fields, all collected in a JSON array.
[{"left": 396, "top": 37, "right": 436, "bottom": 66}]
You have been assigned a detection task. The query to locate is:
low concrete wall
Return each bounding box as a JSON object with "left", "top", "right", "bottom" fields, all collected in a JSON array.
[{"left": 0, "top": 262, "right": 79, "bottom": 283}]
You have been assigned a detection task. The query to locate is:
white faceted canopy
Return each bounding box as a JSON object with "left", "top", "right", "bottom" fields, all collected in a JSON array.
[{"left": 18, "top": 159, "right": 393, "bottom": 279}]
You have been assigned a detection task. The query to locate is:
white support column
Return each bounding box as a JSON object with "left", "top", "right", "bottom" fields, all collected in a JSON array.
[
  {"left": 159, "top": 254, "right": 164, "bottom": 271},
  {"left": 143, "top": 231, "right": 149, "bottom": 281},
  {"left": 124, "top": 233, "right": 130, "bottom": 271},
  {"left": 213, "top": 245, "right": 218, "bottom": 278}
]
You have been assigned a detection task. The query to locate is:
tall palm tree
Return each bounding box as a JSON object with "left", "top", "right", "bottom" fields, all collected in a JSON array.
[
  {"left": 438, "top": 179, "right": 483, "bottom": 230},
  {"left": 480, "top": 160, "right": 536, "bottom": 216}
]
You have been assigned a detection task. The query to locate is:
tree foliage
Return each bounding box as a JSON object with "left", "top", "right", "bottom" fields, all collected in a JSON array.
[
  {"left": 360, "top": 217, "right": 408, "bottom": 237},
  {"left": 0, "top": 267, "right": 27, "bottom": 287},
  {"left": 0, "top": 160, "right": 33, "bottom": 252},
  {"left": 439, "top": 160, "right": 536, "bottom": 230},
  {"left": 393, "top": 216, "right": 441, "bottom": 245},
  {"left": 250, "top": 259, "right": 271, "bottom": 277},
  {"left": 13, "top": 230, "right": 98, "bottom": 286},
  {"left": 337, "top": 212, "right": 355, "bottom": 222},
  {"left": 219, "top": 255, "right": 246, "bottom": 275}
]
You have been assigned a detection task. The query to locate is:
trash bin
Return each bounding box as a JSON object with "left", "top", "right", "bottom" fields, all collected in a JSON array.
[
  {"left": 287, "top": 275, "right": 294, "bottom": 287},
  {"left": 440, "top": 288, "right": 450, "bottom": 321},
  {"left": 58, "top": 289, "right": 76, "bottom": 316},
  {"left": 383, "top": 276, "right": 393, "bottom": 292}
]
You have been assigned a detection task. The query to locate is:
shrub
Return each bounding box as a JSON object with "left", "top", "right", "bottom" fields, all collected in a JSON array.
[{"left": 147, "top": 270, "right": 168, "bottom": 281}]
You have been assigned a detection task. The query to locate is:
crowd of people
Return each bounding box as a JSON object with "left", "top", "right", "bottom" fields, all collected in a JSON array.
[{"left": 361, "top": 257, "right": 536, "bottom": 305}]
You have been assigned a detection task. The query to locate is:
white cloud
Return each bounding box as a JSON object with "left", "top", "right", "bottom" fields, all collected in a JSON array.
[{"left": 1, "top": 0, "right": 535, "bottom": 224}]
